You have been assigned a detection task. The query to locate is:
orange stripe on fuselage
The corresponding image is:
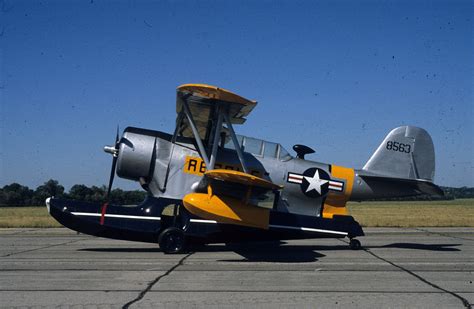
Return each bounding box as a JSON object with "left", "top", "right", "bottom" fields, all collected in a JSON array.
[{"left": 323, "top": 165, "right": 355, "bottom": 218}]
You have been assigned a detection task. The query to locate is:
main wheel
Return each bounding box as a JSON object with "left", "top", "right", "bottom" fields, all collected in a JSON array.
[
  {"left": 158, "top": 227, "right": 186, "bottom": 254},
  {"left": 349, "top": 238, "right": 361, "bottom": 250}
]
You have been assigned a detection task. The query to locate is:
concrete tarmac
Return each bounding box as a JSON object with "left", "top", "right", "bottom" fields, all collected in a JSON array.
[{"left": 0, "top": 228, "right": 473, "bottom": 308}]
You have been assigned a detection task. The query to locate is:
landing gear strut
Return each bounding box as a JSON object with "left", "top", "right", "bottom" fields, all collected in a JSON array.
[
  {"left": 349, "top": 238, "right": 361, "bottom": 250},
  {"left": 158, "top": 227, "right": 186, "bottom": 254}
]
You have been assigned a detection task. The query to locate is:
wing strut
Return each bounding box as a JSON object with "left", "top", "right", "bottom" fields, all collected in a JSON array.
[
  {"left": 180, "top": 96, "right": 211, "bottom": 168},
  {"left": 223, "top": 111, "right": 249, "bottom": 173},
  {"left": 208, "top": 104, "right": 224, "bottom": 170},
  {"left": 176, "top": 84, "right": 254, "bottom": 174},
  {"left": 204, "top": 103, "right": 249, "bottom": 174}
]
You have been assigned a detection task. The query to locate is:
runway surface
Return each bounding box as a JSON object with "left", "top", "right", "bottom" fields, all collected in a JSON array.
[{"left": 0, "top": 228, "right": 473, "bottom": 308}]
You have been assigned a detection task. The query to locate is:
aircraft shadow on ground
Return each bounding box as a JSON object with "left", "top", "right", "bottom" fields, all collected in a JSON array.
[
  {"left": 80, "top": 248, "right": 163, "bottom": 253},
  {"left": 79, "top": 241, "right": 327, "bottom": 262},
  {"left": 374, "top": 243, "right": 461, "bottom": 252},
  {"left": 219, "top": 241, "right": 327, "bottom": 263},
  {"left": 79, "top": 241, "right": 461, "bottom": 262}
]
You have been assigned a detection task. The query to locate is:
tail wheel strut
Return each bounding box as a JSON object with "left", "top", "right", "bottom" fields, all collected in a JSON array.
[{"left": 349, "top": 238, "right": 362, "bottom": 250}]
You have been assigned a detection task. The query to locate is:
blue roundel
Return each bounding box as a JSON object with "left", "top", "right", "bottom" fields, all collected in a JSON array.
[{"left": 300, "top": 168, "right": 330, "bottom": 198}]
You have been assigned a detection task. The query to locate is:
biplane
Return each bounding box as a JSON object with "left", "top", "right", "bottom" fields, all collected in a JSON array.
[{"left": 46, "top": 84, "right": 443, "bottom": 253}]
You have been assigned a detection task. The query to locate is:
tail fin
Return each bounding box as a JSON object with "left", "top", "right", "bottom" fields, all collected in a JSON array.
[{"left": 363, "top": 126, "right": 435, "bottom": 181}]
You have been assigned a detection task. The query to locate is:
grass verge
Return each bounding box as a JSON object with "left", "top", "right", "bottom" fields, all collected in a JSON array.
[
  {"left": 348, "top": 199, "right": 474, "bottom": 227},
  {"left": 0, "top": 199, "right": 473, "bottom": 228},
  {"left": 0, "top": 207, "right": 61, "bottom": 228}
]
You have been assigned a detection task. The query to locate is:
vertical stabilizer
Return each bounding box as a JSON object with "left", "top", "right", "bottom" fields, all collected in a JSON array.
[{"left": 363, "top": 126, "right": 435, "bottom": 181}]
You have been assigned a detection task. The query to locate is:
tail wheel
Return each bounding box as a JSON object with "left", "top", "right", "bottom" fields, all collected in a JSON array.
[
  {"left": 158, "top": 227, "right": 186, "bottom": 254},
  {"left": 349, "top": 238, "right": 361, "bottom": 250}
]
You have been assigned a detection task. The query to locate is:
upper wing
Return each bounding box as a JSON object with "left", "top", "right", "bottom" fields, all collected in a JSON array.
[{"left": 176, "top": 84, "right": 257, "bottom": 139}]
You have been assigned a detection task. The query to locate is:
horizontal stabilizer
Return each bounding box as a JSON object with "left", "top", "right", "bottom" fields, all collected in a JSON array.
[{"left": 359, "top": 174, "right": 444, "bottom": 197}]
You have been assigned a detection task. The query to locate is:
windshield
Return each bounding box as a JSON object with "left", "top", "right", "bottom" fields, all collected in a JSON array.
[{"left": 279, "top": 145, "right": 292, "bottom": 161}]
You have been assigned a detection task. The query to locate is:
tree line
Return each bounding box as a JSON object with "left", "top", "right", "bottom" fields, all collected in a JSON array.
[
  {"left": 370, "top": 186, "right": 474, "bottom": 201},
  {"left": 0, "top": 180, "right": 147, "bottom": 207},
  {"left": 0, "top": 180, "right": 473, "bottom": 207},
  {"left": 350, "top": 186, "right": 474, "bottom": 201}
]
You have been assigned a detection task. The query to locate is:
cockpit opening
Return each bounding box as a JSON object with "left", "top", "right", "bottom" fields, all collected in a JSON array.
[{"left": 223, "top": 135, "right": 292, "bottom": 161}]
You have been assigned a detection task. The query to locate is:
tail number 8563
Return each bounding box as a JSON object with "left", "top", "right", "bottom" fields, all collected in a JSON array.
[{"left": 386, "top": 141, "right": 411, "bottom": 153}]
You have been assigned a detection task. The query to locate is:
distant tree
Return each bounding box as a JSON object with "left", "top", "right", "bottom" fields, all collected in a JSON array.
[
  {"left": 68, "top": 184, "right": 93, "bottom": 201},
  {"left": 122, "top": 190, "right": 147, "bottom": 205},
  {"left": 109, "top": 188, "right": 147, "bottom": 205},
  {"left": 32, "top": 179, "right": 65, "bottom": 205},
  {"left": 66, "top": 184, "right": 145, "bottom": 205},
  {"left": 88, "top": 185, "right": 106, "bottom": 202},
  {"left": 110, "top": 188, "right": 125, "bottom": 204},
  {"left": 0, "top": 183, "right": 34, "bottom": 206}
]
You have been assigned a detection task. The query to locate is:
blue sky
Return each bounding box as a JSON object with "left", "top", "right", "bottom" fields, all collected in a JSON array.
[{"left": 1, "top": 0, "right": 472, "bottom": 190}]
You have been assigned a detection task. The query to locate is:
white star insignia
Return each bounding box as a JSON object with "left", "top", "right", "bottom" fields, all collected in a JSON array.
[{"left": 304, "top": 170, "right": 328, "bottom": 195}]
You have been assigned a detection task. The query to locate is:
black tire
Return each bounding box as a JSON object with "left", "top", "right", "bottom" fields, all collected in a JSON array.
[
  {"left": 349, "top": 238, "right": 361, "bottom": 250},
  {"left": 158, "top": 227, "right": 186, "bottom": 254}
]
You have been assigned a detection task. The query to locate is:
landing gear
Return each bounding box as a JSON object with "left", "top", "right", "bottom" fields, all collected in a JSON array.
[
  {"left": 158, "top": 227, "right": 186, "bottom": 254},
  {"left": 349, "top": 238, "right": 362, "bottom": 250}
]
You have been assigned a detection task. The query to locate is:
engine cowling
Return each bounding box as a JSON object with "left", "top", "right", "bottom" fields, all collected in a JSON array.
[{"left": 113, "top": 131, "right": 156, "bottom": 181}]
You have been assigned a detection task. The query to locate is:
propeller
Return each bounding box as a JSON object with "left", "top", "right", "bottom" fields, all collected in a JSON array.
[
  {"left": 101, "top": 126, "right": 120, "bottom": 224},
  {"left": 105, "top": 126, "right": 120, "bottom": 199}
]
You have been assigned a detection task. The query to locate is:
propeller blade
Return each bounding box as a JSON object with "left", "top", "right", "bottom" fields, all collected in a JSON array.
[
  {"left": 115, "top": 126, "right": 120, "bottom": 146},
  {"left": 106, "top": 126, "right": 120, "bottom": 200},
  {"left": 106, "top": 155, "right": 118, "bottom": 199}
]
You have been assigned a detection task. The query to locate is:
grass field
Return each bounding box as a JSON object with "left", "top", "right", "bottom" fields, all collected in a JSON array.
[
  {"left": 348, "top": 199, "right": 474, "bottom": 227},
  {"left": 0, "top": 207, "right": 61, "bottom": 228},
  {"left": 0, "top": 199, "right": 473, "bottom": 228}
]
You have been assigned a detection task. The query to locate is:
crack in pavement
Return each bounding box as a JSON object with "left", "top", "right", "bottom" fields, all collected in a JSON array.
[
  {"left": 3, "top": 228, "right": 39, "bottom": 236},
  {"left": 414, "top": 228, "right": 474, "bottom": 242},
  {"left": 0, "top": 289, "right": 472, "bottom": 293},
  {"left": 1, "top": 239, "right": 85, "bottom": 257},
  {"left": 340, "top": 239, "right": 471, "bottom": 309},
  {"left": 122, "top": 252, "right": 194, "bottom": 309}
]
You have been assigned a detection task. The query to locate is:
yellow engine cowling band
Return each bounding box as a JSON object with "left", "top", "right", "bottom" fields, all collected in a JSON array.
[
  {"left": 183, "top": 193, "right": 270, "bottom": 229},
  {"left": 323, "top": 165, "right": 355, "bottom": 219}
]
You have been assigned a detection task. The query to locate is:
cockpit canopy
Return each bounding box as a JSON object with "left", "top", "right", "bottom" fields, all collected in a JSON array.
[{"left": 224, "top": 135, "right": 292, "bottom": 161}]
